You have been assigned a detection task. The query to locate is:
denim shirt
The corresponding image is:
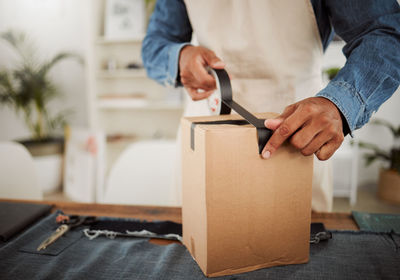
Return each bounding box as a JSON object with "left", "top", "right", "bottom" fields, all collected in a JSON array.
[{"left": 142, "top": 0, "right": 400, "bottom": 133}]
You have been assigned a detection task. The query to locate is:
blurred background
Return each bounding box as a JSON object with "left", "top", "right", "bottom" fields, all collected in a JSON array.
[{"left": 0, "top": 0, "right": 399, "bottom": 213}]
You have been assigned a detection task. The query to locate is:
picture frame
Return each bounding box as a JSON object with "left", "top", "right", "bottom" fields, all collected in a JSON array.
[{"left": 104, "top": 0, "right": 146, "bottom": 40}]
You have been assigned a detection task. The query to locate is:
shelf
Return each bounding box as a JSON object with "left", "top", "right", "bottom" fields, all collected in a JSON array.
[
  {"left": 95, "top": 35, "right": 145, "bottom": 45},
  {"left": 97, "top": 98, "right": 183, "bottom": 110},
  {"left": 97, "top": 69, "right": 147, "bottom": 79}
]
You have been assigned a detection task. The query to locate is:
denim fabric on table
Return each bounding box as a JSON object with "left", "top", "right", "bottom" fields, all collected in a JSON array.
[{"left": 0, "top": 212, "right": 399, "bottom": 280}]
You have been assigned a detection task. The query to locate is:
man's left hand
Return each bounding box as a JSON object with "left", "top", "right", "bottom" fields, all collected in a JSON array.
[{"left": 262, "top": 97, "right": 345, "bottom": 161}]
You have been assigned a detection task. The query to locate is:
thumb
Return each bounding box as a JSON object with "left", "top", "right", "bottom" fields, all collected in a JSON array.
[
  {"left": 265, "top": 118, "right": 283, "bottom": 130},
  {"left": 264, "top": 104, "right": 297, "bottom": 130},
  {"left": 203, "top": 50, "right": 225, "bottom": 69}
]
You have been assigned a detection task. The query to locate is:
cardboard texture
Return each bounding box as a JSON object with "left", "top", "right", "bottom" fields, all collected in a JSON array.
[{"left": 181, "top": 113, "right": 313, "bottom": 277}]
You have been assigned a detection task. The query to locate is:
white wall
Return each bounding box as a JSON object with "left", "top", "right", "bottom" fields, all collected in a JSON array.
[
  {"left": 0, "top": 0, "right": 90, "bottom": 141},
  {"left": 323, "top": 41, "right": 400, "bottom": 186},
  {"left": 354, "top": 91, "right": 400, "bottom": 186}
]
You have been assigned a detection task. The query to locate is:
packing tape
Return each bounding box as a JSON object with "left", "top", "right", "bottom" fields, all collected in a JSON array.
[{"left": 190, "top": 68, "right": 272, "bottom": 154}]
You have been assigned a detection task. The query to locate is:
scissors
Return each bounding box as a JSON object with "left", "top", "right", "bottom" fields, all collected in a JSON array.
[{"left": 37, "top": 215, "right": 97, "bottom": 251}]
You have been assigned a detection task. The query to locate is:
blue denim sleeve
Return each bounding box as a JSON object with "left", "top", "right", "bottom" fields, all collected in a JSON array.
[
  {"left": 141, "top": 0, "right": 192, "bottom": 87},
  {"left": 316, "top": 0, "right": 400, "bottom": 133}
]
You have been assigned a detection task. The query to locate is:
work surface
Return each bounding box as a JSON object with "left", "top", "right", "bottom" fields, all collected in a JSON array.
[
  {"left": 1, "top": 198, "right": 359, "bottom": 230},
  {"left": 1, "top": 199, "right": 400, "bottom": 279}
]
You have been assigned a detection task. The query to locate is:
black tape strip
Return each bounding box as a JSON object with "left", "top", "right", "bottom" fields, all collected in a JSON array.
[
  {"left": 92, "top": 220, "right": 328, "bottom": 243},
  {"left": 190, "top": 69, "right": 272, "bottom": 154},
  {"left": 215, "top": 69, "right": 264, "bottom": 128}
]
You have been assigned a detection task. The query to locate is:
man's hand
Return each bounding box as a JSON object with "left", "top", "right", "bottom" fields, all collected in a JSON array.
[
  {"left": 262, "top": 97, "right": 344, "bottom": 161},
  {"left": 179, "top": 45, "right": 225, "bottom": 100}
]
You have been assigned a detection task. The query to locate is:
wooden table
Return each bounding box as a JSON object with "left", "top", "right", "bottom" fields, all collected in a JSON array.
[{"left": 1, "top": 198, "right": 359, "bottom": 231}]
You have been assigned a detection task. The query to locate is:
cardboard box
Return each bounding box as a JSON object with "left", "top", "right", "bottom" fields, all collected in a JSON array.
[{"left": 181, "top": 113, "right": 313, "bottom": 277}]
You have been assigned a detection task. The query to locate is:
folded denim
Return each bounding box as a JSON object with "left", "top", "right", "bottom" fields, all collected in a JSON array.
[
  {"left": 0, "top": 211, "right": 399, "bottom": 279},
  {"left": 87, "top": 217, "right": 182, "bottom": 241},
  {"left": 83, "top": 228, "right": 182, "bottom": 242}
]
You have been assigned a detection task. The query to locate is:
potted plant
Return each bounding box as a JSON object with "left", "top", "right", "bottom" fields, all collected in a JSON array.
[
  {"left": 0, "top": 30, "right": 82, "bottom": 194},
  {"left": 324, "top": 67, "right": 341, "bottom": 81},
  {"left": 355, "top": 119, "right": 400, "bottom": 205}
]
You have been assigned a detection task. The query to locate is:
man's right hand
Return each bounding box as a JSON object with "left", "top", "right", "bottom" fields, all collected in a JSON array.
[{"left": 179, "top": 45, "right": 225, "bottom": 101}]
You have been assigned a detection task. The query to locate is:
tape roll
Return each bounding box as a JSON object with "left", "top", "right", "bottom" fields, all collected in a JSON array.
[{"left": 191, "top": 68, "right": 272, "bottom": 154}]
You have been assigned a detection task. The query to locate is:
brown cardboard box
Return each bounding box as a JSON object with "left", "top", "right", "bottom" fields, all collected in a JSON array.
[{"left": 181, "top": 113, "right": 313, "bottom": 277}]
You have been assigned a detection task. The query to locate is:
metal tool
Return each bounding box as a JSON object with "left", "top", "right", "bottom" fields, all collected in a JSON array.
[
  {"left": 309, "top": 223, "right": 332, "bottom": 244},
  {"left": 310, "top": 231, "right": 332, "bottom": 244},
  {"left": 37, "top": 215, "right": 97, "bottom": 251}
]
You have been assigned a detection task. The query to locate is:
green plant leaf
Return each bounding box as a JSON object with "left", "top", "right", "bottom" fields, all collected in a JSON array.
[
  {"left": 0, "top": 30, "right": 81, "bottom": 139},
  {"left": 357, "top": 141, "right": 387, "bottom": 155},
  {"left": 0, "top": 71, "right": 15, "bottom": 105},
  {"left": 370, "top": 119, "right": 397, "bottom": 137},
  {"left": 40, "top": 52, "right": 83, "bottom": 77},
  {"left": 356, "top": 140, "right": 391, "bottom": 167},
  {"left": 364, "top": 154, "right": 378, "bottom": 167},
  {"left": 323, "top": 67, "right": 341, "bottom": 80},
  {"left": 46, "top": 108, "right": 73, "bottom": 133},
  {"left": 1, "top": 30, "right": 36, "bottom": 66}
]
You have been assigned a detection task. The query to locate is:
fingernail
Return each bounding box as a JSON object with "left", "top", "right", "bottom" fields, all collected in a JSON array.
[
  {"left": 265, "top": 118, "right": 283, "bottom": 129},
  {"left": 262, "top": 150, "right": 271, "bottom": 159},
  {"left": 213, "top": 61, "right": 225, "bottom": 68}
]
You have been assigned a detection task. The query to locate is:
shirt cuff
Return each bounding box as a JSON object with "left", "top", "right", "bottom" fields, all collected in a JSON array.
[
  {"left": 166, "top": 42, "right": 192, "bottom": 87},
  {"left": 316, "top": 81, "right": 367, "bottom": 136}
]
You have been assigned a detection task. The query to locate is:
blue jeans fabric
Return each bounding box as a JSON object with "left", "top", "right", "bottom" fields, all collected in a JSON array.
[{"left": 0, "top": 212, "right": 399, "bottom": 279}]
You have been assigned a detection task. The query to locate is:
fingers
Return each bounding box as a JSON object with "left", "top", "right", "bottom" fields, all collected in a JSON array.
[
  {"left": 289, "top": 122, "right": 323, "bottom": 151},
  {"left": 264, "top": 105, "right": 296, "bottom": 130},
  {"left": 187, "top": 87, "right": 215, "bottom": 101},
  {"left": 299, "top": 131, "right": 329, "bottom": 156},
  {"left": 279, "top": 104, "right": 297, "bottom": 119},
  {"left": 314, "top": 127, "right": 344, "bottom": 160},
  {"left": 264, "top": 104, "right": 297, "bottom": 130},
  {"left": 179, "top": 46, "right": 225, "bottom": 100},
  {"left": 261, "top": 97, "right": 345, "bottom": 160},
  {"left": 264, "top": 118, "right": 283, "bottom": 130},
  {"left": 262, "top": 108, "right": 309, "bottom": 158},
  {"left": 193, "top": 61, "right": 216, "bottom": 90},
  {"left": 203, "top": 50, "right": 225, "bottom": 69},
  {"left": 182, "top": 66, "right": 215, "bottom": 92},
  {"left": 315, "top": 138, "right": 343, "bottom": 160}
]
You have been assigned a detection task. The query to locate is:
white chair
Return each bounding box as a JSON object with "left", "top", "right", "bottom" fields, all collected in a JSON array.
[
  {"left": 0, "top": 141, "right": 42, "bottom": 200},
  {"left": 103, "top": 140, "right": 178, "bottom": 206}
]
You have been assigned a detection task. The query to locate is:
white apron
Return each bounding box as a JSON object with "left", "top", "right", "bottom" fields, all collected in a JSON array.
[{"left": 175, "top": 0, "right": 333, "bottom": 211}]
